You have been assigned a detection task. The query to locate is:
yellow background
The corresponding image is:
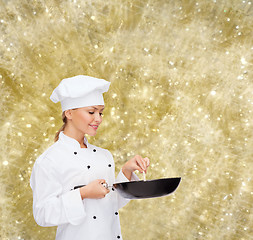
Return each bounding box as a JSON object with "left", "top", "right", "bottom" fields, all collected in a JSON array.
[{"left": 0, "top": 0, "right": 252, "bottom": 239}]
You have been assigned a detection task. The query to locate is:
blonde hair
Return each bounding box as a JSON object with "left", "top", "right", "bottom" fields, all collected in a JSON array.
[
  {"left": 54, "top": 108, "right": 78, "bottom": 142},
  {"left": 54, "top": 111, "right": 67, "bottom": 142}
]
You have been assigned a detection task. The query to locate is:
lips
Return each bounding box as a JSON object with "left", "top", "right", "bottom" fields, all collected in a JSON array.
[{"left": 89, "top": 125, "right": 98, "bottom": 129}]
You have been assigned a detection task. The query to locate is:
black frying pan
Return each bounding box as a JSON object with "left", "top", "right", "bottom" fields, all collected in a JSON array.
[
  {"left": 74, "top": 177, "right": 181, "bottom": 200},
  {"left": 112, "top": 177, "right": 181, "bottom": 199}
]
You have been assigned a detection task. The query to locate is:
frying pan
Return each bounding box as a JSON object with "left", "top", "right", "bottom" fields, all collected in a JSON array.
[
  {"left": 112, "top": 177, "right": 181, "bottom": 199},
  {"left": 73, "top": 177, "right": 181, "bottom": 200}
]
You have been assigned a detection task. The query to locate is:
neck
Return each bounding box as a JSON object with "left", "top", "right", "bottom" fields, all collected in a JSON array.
[{"left": 63, "top": 126, "right": 86, "bottom": 148}]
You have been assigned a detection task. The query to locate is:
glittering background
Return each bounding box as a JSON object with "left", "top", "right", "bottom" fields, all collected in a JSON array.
[{"left": 0, "top": 0, "right": 252, "bottom": 239}]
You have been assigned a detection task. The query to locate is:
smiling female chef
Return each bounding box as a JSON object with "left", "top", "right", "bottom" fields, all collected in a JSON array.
[{"left": 30, "top": 75, "right": 150, "bottom": 240}]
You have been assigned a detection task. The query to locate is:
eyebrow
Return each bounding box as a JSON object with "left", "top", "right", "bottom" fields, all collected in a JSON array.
[{"left": 89, "top": 107, "right": 105, "bottom": 110}]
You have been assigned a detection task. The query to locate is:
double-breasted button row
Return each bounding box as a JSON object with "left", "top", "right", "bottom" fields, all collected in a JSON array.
[
  {"left": 73, "top": 148, "right": 96, "bottom": 155},
  {"left": 86, "top": 165, "right": 112, "bottom": 169},
  {"left": 73, "top": 150, "right": 113, "bottom": 171},
  {"left": 92, "top": 213, "right": 118, "bottom": 219}
]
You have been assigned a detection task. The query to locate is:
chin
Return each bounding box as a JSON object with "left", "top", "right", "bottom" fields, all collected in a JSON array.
[{"left": 87, "top": 131, "right": 97, "bottom": 136}]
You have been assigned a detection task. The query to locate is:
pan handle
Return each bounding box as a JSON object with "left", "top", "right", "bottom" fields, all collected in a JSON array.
[
  {"left": 72, "top": 182, "right": 109, "bottom": 190},
  {"left": 73, "top": 184, "right": 85, "bottom": 190}
]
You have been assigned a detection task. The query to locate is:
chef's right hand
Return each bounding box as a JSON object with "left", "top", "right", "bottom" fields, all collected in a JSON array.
[{"left": 79, "top": 179, "right": 110, "bottom": 200}]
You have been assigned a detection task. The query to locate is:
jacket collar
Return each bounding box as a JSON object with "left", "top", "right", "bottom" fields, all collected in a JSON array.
[{"left": 58, "top": 130, "right": 89, "bottom": 149}]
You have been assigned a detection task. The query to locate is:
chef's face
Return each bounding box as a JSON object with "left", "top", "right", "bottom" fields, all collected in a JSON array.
[{"left": 66, "top": 105, "right": 104, "bottom": 136}]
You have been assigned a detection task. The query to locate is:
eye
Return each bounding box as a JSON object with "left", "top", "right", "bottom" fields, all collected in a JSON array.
[{"left": 89, "top": 112, "right": 103, "bottom": 116}]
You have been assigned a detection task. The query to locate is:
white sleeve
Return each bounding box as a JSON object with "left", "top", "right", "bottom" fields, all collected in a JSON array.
[
  {"left": 30, "top": 161, "right": 86, "bottom": 227},
  {"left": 115, "top": 168, "right": 139, "bottom": 209}
]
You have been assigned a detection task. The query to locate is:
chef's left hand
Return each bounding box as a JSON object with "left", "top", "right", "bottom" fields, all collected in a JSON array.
[{"left": 122, "top": 155, "right": 150, "bottom": 181}]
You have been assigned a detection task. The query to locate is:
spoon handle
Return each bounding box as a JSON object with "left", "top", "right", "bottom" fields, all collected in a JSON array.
[{"left": 143, "top": 171, "right": 146, "bottom": 181}]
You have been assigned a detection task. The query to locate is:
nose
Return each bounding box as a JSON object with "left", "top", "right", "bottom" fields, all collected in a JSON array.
[{"left": 94, "top": 112, "right": 102, "bottom": 123}]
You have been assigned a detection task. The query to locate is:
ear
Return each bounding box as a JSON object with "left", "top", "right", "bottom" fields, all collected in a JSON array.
[{"left": 65, "top": 109, "right": 73, "bottom": 120}]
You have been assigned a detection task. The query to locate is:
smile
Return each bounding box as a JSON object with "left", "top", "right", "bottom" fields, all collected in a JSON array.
[{"left": 89, "top": 125, "right": 98, "bottom": 130}]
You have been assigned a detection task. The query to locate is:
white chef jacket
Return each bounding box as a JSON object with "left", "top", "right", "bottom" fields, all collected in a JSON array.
[{"left": 30, "top": 130, "right": 139, "bottom": 240}]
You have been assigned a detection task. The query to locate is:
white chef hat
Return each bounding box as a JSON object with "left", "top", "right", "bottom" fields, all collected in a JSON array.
[{"left": 50, "top": 75, "right": 111, "bottom": 112}]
